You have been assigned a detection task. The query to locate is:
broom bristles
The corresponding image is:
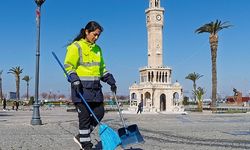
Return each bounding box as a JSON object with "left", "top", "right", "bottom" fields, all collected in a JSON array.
[{"left": 99, "top": 124, "right": 121, "bottom": 150}]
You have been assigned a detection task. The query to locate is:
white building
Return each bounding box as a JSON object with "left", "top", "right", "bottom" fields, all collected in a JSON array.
[{"left": 129, "top": 0, "right": 183, "bottom": 113}]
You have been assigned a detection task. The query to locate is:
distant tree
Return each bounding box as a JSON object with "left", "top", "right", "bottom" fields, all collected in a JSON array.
[
  {"left": 185, "top": 72, "right": 203, "bottom": 91},
  {"left": 58, "top": 94, "right": 66, "bottom": 100},
  {"left": 48, "top": 92, "right": 53, "bottom": 100},
  {"left": 8, "top": 66, "right": 23, "bottom": 100},
  {"left": 193, "top": 87, "right": 205, "bottom": 112},
  {"left": 182, "top": 96, "right": 189, "bottom": 105},
  {"left": 185, "top": 72, "right": 203, "bottom": 101},
  {"left": 103, "top": 92, "right": 111, "bottom": 100},
  {"left": 41, "top": 92, "right": 49, "bottom": 100},
  {"left": 0, "top": 70, "right": 3, "bottom": 100},
  {"left": 118, "top": 95, "right": 129, "bottom": 101},
  {"left": 195, "top": 20, "right": 232, "bottom": 109},
  {"left": 22, "top": 75, "right": 31, "bottom": 100},
  {"left": 51, "top": 93, "right": 57, "bottom": 101},
  {"left": 29, "top": 96, "right": 35, "bottom": 105}
]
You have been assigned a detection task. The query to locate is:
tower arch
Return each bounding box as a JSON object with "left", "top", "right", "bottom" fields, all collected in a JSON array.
[
  {"left": 173, "top": 92, "right": 180, "bottom": 106},
  {"left": 160, "top": 94, "right": 166, "bottom": 111}
]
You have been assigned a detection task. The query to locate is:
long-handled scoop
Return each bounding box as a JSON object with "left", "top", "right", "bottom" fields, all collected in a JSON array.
[{"left": 112, "top": 92, "right": 144, "bottom": 148}]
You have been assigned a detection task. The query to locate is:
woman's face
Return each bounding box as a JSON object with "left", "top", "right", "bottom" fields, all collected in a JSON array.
[{"left": 85, "top": 28, "right": 101, "bottom": 44}]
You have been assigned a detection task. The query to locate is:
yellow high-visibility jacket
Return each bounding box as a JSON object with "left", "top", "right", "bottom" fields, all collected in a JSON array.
[
  {"left": 64, "top": 39, "right": 108, "bottom": 82},
  {"left": 64, "top": 39, "right": 116, "bottom": 102}
]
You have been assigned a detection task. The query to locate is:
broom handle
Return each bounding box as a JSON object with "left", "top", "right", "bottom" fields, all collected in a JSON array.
[
  {"left": 52, "top": 51, "right": 100, "bottom": 124},
  {"left": 113, "top": 92, "right": 127, "bottom": 129}
]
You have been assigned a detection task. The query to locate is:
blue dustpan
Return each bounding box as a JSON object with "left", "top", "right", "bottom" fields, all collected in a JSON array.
[
  {"left": 113, "top": 93, "right": 144, "bottom": 148},
  {"left": 99, "top": 124, "right": 121, "bottom": 150},
  {"left": 118, "top": 124, "right": 144, "bottom": 148}
]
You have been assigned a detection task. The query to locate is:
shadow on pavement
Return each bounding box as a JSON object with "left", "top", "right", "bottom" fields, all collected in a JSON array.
[
  {"left": 0, "top": 114, "right": 13, "bottom": 117},
  {"left": 94, "top": 141, "right": 143, "bottom": 150},
  {"left": 124, "top": 148, "right": 143, "bottom": 150}
]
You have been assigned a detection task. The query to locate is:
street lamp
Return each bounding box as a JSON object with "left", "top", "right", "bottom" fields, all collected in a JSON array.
[{"left": 31, "top": 0, "right": 45, "bottom": 125}]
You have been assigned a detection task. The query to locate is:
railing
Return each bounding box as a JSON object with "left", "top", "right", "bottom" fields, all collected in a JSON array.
[{"left": 139, "top": 66, "right": 171, "bottom": 70}]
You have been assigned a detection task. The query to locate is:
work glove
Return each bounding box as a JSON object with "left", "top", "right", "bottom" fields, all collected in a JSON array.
[
  {"left": 72, "top": 80, "right": 82, "bottom": 94},
  {"left": 110, "top": 84, "right": 117, "bottom": 94}
]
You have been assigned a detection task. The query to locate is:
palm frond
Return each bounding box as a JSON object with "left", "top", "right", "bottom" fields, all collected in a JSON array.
[
  {"left": 185, "top": 72, "right": 203, "bottom": 82},
  {"left": 195, "top": 19, "right": 232, "bottom": 34},
  {"left": 8, "top": 66, "right": 23, "bottom": 75},
  {"left": 193, "top": 87, "right": 205, "bottom": 101},
  {"left": 22, "top": 75, "right": 32, "bottom": 82}
]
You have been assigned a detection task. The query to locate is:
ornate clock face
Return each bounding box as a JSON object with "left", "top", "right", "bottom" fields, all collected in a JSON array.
[{"left": 156, "top": 14, "right": 161, "bottom": 21}]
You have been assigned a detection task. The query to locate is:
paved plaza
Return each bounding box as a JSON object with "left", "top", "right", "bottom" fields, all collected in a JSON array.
[{"left": 0, "top": 106, "right": 250, "bottom": 150}]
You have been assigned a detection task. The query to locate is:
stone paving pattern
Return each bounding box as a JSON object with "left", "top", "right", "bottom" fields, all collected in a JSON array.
[{"left": 1, "top": 106, "right": 250, "bottom": 150}]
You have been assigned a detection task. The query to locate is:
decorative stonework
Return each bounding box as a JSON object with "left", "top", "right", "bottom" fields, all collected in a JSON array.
[{"left": 129, "top": 0, "right": 183, "bottom": 113}]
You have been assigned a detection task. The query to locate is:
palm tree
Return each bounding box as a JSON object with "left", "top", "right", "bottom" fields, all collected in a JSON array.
[
  {"left": 195, "top": 20, "right": 232, "bottom": 108},
  {"left": 22, "top": 75, "right": 32, "bottom": 100},
  {"left": 8, "top": 66, "right": 23, "bottom": 100},
  {"left": 0, "top": 70, "right": 3, "bottom": 100},
  {"left": 185, "top": 72, "right": 203, "bottom": 91},
  {"left": 193, "top": 87, "right": 205, "bottom": 112},
  {"left": 185, "top": 72, "right": 203, "bottom": 101}
]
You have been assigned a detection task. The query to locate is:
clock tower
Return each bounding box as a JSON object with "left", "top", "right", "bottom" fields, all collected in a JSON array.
[
  {"left": 129, "top": 0, "right": 183, "bottom": 113},
  {"left": 145, "top": 0, "right": 164, "bottom": 68}
]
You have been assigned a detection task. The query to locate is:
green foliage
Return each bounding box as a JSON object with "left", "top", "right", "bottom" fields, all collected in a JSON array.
[
  {"left": 29, "top": 96, "right": 34, "bottom": 105},
  {"left": 8, "top": 66, "right": 23, "bottom": 100},
  {"left": 185, "top": 72, "right": 203, "bottom": 101},
  {"left": 195, "top": 20, "right": 232, "bottom": 35},
  {"left": 225, "top": 109, "right": 247, "bottom": 113},
  {"left": 193, "top": 87, "right": 205, "bottom": 101},
  {"left": 185, "top": 72, "right": 203, "bottom": 83},
  {"left": 193, "top": 87, "right": 205, "bottom": 112},
  {"left": 182, "top": 96, "right": 189, "bottom": 105}
]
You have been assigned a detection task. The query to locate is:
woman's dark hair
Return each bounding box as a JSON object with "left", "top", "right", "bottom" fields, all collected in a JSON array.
[{"left": 70, "top": 21, "right": 103, "bottom": 44}]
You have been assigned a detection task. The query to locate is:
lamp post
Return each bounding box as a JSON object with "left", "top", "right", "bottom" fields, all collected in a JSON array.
[{"left": 31, "top": 0, "right": 45, "bottom": 125}]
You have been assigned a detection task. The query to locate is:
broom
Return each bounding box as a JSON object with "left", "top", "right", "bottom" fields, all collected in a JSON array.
[{"left": 52, "top": 51, "right": 121, "bottom": 150}]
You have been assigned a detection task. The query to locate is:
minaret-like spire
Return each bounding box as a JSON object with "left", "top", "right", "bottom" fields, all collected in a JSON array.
[{"left": 145, "top": 0, "right": 164, "bottom": 68}]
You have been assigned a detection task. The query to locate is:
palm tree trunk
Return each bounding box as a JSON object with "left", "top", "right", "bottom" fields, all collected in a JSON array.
[
  {"left": 210, "top": 35, "right": 218, "bottom": 110},
  {"left": 197, "top": 100, "right": 203, "bottom": 112},
  {"left": 0, "top": 71, "right": 2, "bottom": 100},
  {"left": 193, "top": 82, "right": 197, "bottom": 101},
  {"left": 27, "top": 82, "right": 29, "bottom": 100},
  {"left": 0, "top": 77, "right": 2, "bottom": 100},
  {"left": 16, "top": 76, "right": 20, "bottom": 100}
]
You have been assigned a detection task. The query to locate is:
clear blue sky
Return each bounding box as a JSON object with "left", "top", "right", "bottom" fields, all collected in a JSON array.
[{"left": 0, "top": 0, "right": 250, "bottom": 99}]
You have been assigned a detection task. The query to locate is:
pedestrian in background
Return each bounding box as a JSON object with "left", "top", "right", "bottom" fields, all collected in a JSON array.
[
  {"left": 64, "top": 21, "right": 117, "bottom": 150},
  {"left": 16, "top": 101, "right": 19, "bottom": 111},
  {"left": 2, "top": 98, "right": 7, "bottom": 111},
  {"left": 12, "top": 101, "right": 16, "bottom": 110},
  {"left": 137, "top": 101, "right": 143, "bottom": 114}
]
